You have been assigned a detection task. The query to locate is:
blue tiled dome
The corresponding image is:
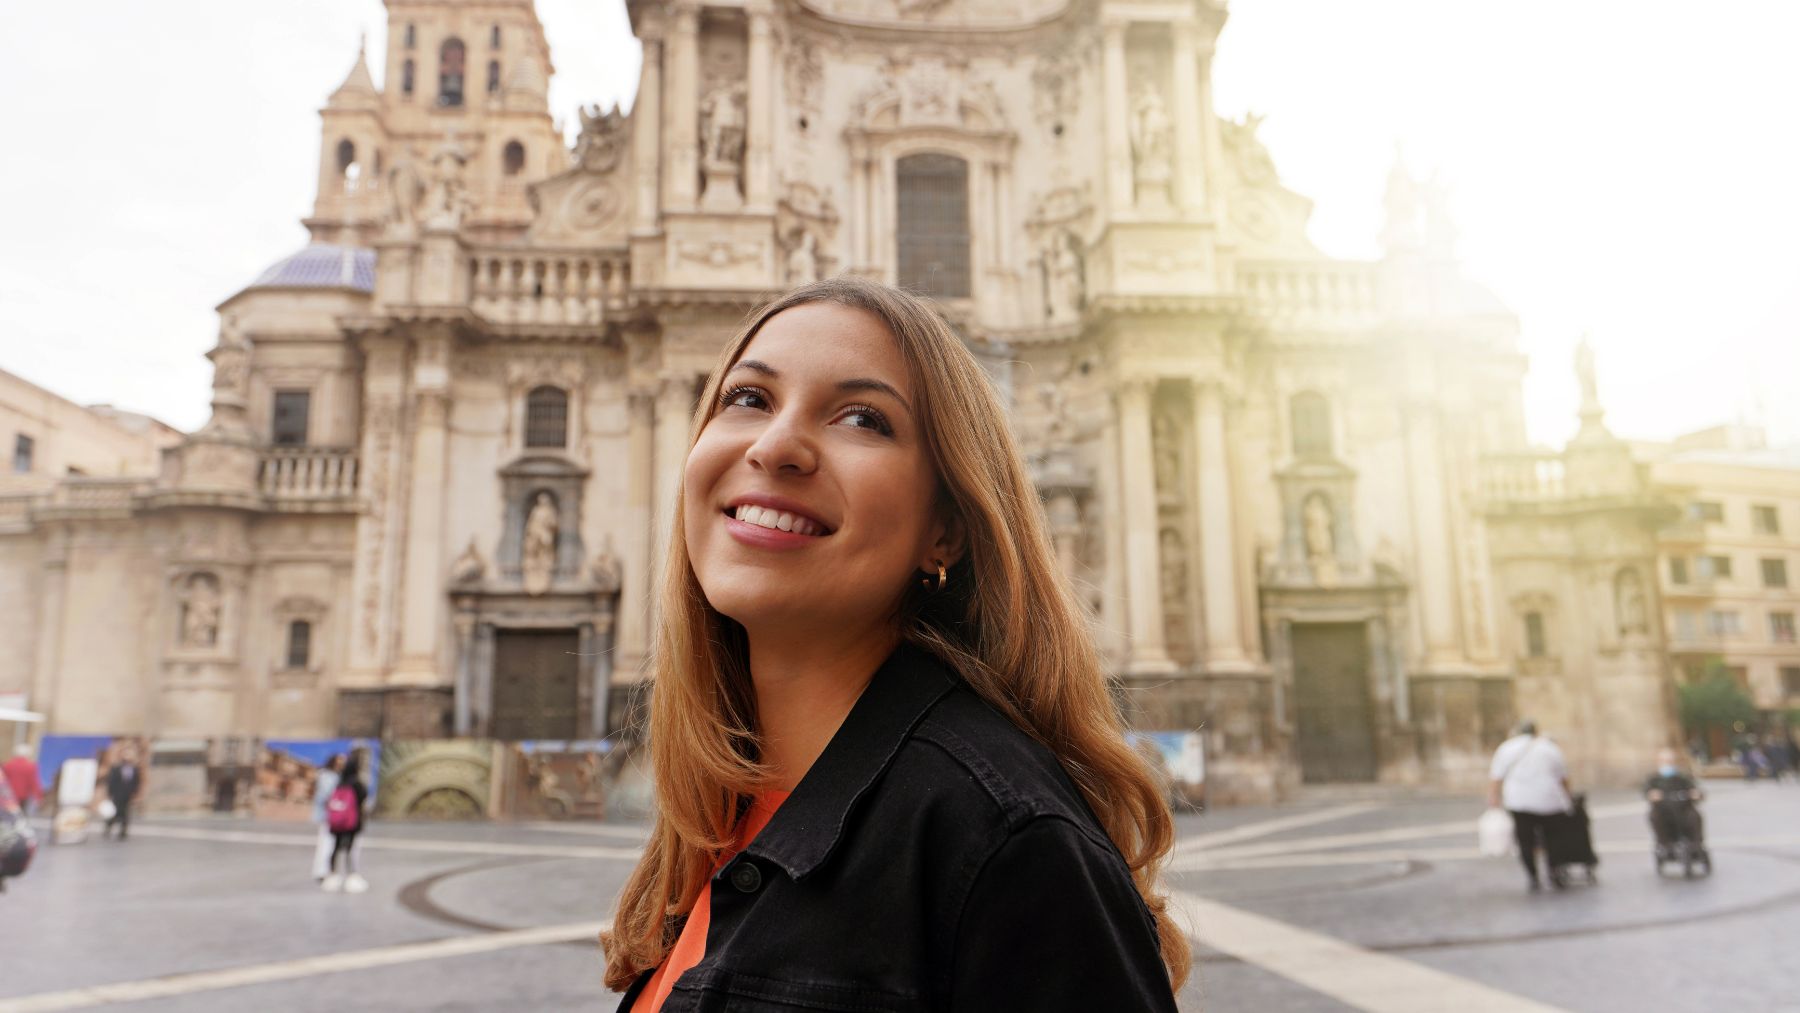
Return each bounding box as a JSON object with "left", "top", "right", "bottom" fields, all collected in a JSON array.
[{"left": 245, "top": 244, "right": 375, "bottom": 293}]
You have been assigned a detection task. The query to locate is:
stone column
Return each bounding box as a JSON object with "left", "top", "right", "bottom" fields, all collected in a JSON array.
[
  {"left": 1171, "top": 21, "right": 1207, "bottom": 215},
  {"left": 28, "top": 528, "right": 69, "bottom": 738},
  {"left": 395, "top": 383, "right": 450, "bottom": 682},
  {"left": 452, "top": 610, "right": 476, "bottom": 736},
  {"left": 472, "top": 622, "right": 496, "bottom": 736},
  {"left": 1196, "top": 42, "right": 1226, "bottom": 224},
  {"left": 1118, "top": 379, "right": 1174, "bottom": 673},
  {"left": 591, "top": 608, "right": 616, "bottom": 737},
  {"left": 1194, "top": 382, "right": 1249, "bottom": 668},
  {"left": 1405, "top": 399, "right": 1461, "bottom": 664},
  {"left": 745, "top": 5, "right": 775, "bottom": 211},
  {"left": 664, "top": 6, "right": 700, "bottom": 212},
  {"left": 615, "top": 387, "right": 656, "bottom": 678},
  {"left": 1102, "top": 20, "right": 1134, "bottom": 214},
  {"left": 632, "top": 30, "right": 663, "bottom": 232},
  {"left": 655, "top": 376, "right": 695, "bottom": 556},
  {"left": 346, "top": 337, "right": 409, "bottom": 683}
]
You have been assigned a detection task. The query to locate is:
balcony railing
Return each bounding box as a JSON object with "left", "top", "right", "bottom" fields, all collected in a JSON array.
[
  {"left": 258, "top": 447, "right": 359, "bottom": 500},
  {"left": 46, "top": 477, "right": 145, "bottom": 512},
  {"left": 1480, "top": 453, "right": 1567, "bottom": 503},
  {"left": 1236, "top": 259, "right": 1381, "bottom": 322},
  {"left": 468, "top": 249, "right": 630, "bottom": 328}
]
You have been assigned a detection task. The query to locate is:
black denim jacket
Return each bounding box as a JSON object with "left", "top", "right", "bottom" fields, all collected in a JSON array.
[{"left": 616, "top": 643, "right": 1178, "bottom": 1012}]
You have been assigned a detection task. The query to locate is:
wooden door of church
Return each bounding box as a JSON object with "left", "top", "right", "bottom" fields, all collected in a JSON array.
[
  {"left": 1292, "top": 622, "right": 1377, "bottom": 783},
  {"left": 491, "top": 629, "right": 580, "bottom": 741}
]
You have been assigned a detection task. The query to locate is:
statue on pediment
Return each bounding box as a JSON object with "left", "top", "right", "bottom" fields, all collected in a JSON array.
[
  {"left": 573, "top": 103, "right": 627, "bottom": 173},
  {"left": 450, "top": 538, "right": 486, "bottom": 586}
]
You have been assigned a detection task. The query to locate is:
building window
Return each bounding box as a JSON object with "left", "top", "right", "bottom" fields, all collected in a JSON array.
[
  {"left": 1762, "top": 558, "right": 1789, "bottom": 588},
  {"left": 1784, "top": 666, "right": 1800, "bottom": 698},
  {"left": 438, "top": 38, "right": 466, "bottom": 107},
  {"left": 895, "top": 153, "right": 971, "bottom": 299},
  {"left": 1690, "top": 501, "right": 1724, "bottom": 523},
  {"left": 524, "top": 386, "right": 568, "bottom": 449},
  {"left": 491, "top": 24, "right": 502, "bottom": 48},
  {"left": 487, "top": 60, "right": 501, "bottom": 95},
  {"left": 1771, "top": 611, "right": 1797, "bottom": 644},
  {"left": 1672, "top": 610, "right": 1699, "bottom": 642},
  {"left": 1753, "top": 504, "right": 1780, "bottom": 535},
  {"left": 503, "top": 140, "right": 525, "bottom": 175},
  {"left": 404, "top": 23, "right": 416, "bottom": 48},
  {"left": 1523, "top": 612, "right": 1547, "bottom": 658},
  {"left": 1669, "top": 557, "right": 1689, "bottom": 584},
  {"left": 271, "top": 391, "right": 311, "bottom": 446},
  {"left": 1696, "top": 554, "right": 1733, "bottom": 581},
  {"left": 11, "top": 434, "right": 33, "bottom": 474},
  {"left": 286, "top": 620, "right": 313, "bottom": 668},
  {"left": 402, "top": 59, "right": 416, "bottom": 97},
  {"left": 1707, "top": 610, "right": 1742, "bottom": 638},
  {"left": 336, "top": 139, "right": 356, "bottom": 176},
  {"left": 1290, "top": 392, "right": 1333, "bottom": 460}
]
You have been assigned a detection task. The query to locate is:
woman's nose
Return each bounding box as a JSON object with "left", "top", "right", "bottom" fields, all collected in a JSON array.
[{"left": 744, "top": 414, "right": 818, "bottom": 475}]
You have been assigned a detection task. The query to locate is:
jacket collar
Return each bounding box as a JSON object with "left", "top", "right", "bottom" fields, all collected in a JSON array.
[{"left": 744, "top": 641, "right": 957, "bottom": 881}]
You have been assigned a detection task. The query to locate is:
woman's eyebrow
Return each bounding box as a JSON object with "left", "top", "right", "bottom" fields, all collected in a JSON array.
[{"left": 728, "top": 359, "right": 911, "bottom": 415}]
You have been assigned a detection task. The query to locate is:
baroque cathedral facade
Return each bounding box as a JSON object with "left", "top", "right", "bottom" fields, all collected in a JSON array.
[{"left": 0, "top": 0, "right": 1677, "bottom": 802}]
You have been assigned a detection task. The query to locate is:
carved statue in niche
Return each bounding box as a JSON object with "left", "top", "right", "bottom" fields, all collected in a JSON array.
[
  {"left": 573, "top": 103, "right": 627, "bottom": 172},
  {"left": 522, "top": 492, "right": 559, "bottom": 596},
  {"left": 450, "top": 538, "right": 486, "bottom": 586},
  {"left": 180, "top": 572, "right": 223, "bottom": 649},
  {"left": 1129, "top": 85, "right": 1173, "bottom": 201},
  {"left": 1303, "top": 493, "right": 1340, "bottom": 588},
  {"left": 1151, "top": 406, "right": 1182, "bottom": 497},
  {"left": 423, "top": 139, "right": 472, "bottom": 229},
  {"left": 1159, "top": 527, "right": 1190, "bottom": 656},
  {"left": 700, "top": 82, "right": 747, "bottom": 172},
  {"left": 589, "top": 533, "right": 623, "bottom": 594},
  {"left": 1616, "top": 566, "right": 1648, "bottom": 636},
  {"left": 1044, "top": 232, "right": 1084, "bottom": 324},
  {"left": 786, "top": 229, "right": 821, "bottom": 285},
  {"left": 210, "top": 317, "right": 250, "bottom": 397},
  {"left": 385, "top": 158, "right": 425, "bottom": 231}
]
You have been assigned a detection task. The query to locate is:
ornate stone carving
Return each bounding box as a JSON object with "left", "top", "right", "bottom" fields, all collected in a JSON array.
[
  {"left": 1129, "top": 84, "right": 1173, "bottom": 203},
  {"left": 385, "top": 157, "right": 425, "bottom": 231},
  {"left": 786, "top": 229, "right": 822, "bottom": 284},
  {"left": 522, "top": 492, "right": 559, "bottom": 596},
  {"left": 573, "top": 103, "right": 627, "bottom": 173},
  {"left": 589, "top": 533, "right": 623, "bottom": 593},
  {"left": 784, "top": 38, "right": 823, "bottom": 117},
  {"left": 1615, "top": 565, "right": 1648, "bottom": 636},
  {"left": 180, "top": 572, "right": 223, "bottom": 648},
  {"left": 1031, "top": 41, "right": 1082, "bottom": 132},
  {"left": 676, "top": 239, "right": 765, "bottom": 269},
  {"left": 1042, "top": 231, "right": 1084, "bottom": 324},
  {"left": 423, "top": 138, "right": 473, "bottom": 230},
  {"left": 1303, "top": 492, "right": 1340, "bottom": 587},
  {"left": 450, "top": 538, "right": 487, "bottom": 586},
  {"left": 1159, "top": 526, "right": 1191, "bottom": 657}
]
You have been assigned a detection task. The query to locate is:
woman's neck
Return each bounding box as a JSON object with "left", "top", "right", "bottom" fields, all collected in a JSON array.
[{"left": 747, "top": 625, "right": 899, "bottom": 790}]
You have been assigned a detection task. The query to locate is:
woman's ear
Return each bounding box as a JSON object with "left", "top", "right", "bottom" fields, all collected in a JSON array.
[{"left": 925, "top": 506, "right": 968, "bottom": 570}]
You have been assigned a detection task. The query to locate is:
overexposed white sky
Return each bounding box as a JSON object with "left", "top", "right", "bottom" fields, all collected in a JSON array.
[{"left": 2, "top": 1, "right": 1794, "bottom": 447}]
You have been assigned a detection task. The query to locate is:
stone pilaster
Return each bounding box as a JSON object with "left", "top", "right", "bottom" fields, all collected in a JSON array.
[
  {"left": 654, "top": 375, "right": 695, "bottom": 559},
  {"left": 745, "top": 5, "right": 775, "bottom": 212},
  {"left": 394, "top": 363, "right": 450, "bottom": 684},
  {"left": 1117, "top": 378, "right": 1174, "bottom": 673},
  {"left": 1101, "top": 20, "right": 1134, "bottom": 216},
  {"left": 615, "top": 385, "right": 657, "bottom": 680},
  {"left": 632, "top": 28, "right": 664, "bottom": 233},
  {"left": 345, "top": 336, "right": 409, "bottom": 685},
  {"left": 1404, "top": 397, "right": 1462, "bottom": 665},
  {"left": 1193, "top": 382, "right": 1250, "bottom": 668},
  {"left": 1171, "top": 20, "right": 1207, "bottom": 215},
  {"left": 664, "top": 5, "right": 700, "bottom": 212}
]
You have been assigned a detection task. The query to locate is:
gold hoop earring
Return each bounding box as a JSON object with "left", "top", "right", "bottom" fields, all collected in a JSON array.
[{"left": 919, "top": 559, "right": 946, "bottom": 592}]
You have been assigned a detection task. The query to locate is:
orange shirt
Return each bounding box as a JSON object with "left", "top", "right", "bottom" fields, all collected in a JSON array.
[{"left": 639, "top": 791, "right": 789, "bottom": 1012}]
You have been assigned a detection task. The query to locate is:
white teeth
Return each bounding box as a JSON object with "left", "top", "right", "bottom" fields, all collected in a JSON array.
[{"left": 731, "top": 504, "right": 823, "bottom": 536}]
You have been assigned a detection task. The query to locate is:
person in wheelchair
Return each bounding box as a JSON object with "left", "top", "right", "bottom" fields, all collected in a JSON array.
[{"left": 1645, "top": 746, "right": 1710, "bottom": 875}]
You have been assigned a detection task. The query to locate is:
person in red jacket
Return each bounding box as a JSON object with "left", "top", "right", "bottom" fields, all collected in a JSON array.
[{"left": 2, "top": 745, "right": 44, "bottom": 817}]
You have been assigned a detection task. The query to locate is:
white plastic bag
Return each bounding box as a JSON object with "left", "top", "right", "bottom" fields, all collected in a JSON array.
[
  {"left": 96, "top": 798, "right": 117, "bottom": 821},
  {"left": 1478, "top": 806, "right": 1513, "bottom": 857}
]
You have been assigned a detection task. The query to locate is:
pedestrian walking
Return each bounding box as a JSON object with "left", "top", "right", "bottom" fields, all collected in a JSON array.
[
  {"left": 604, "top": 279, "right": 1185, "bottom": 1010},
  {"left": 103, "top": 747, "right": 142, "bottom": 840},
  {"left": 309, "top": 754, "right": 344, "bottom": 882},
  {"left": 321, "top": 753, "right": 368, "bottom": 893},
  {"left": 2, "top": 745, "right": 43, "bottom": 818},
  {"left": 1488, "top": 720, "right": 1573, "bottom": 891}
]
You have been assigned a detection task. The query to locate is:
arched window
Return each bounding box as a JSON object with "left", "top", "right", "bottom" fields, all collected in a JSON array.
[
  {"left": 335, "top": 139, "right": 357, "bottom": 176},
  {"left": 896, "top": 153, "right": 971, "bottom": 299},
  {"left": 286, "top": 620, "right": 313, "bottom": 669},
  {"left": 491, "top": 24, "right": 502, "bottom": 48},
  {"left": 402, "top": 58, "right": 415, "bottom": 97},
  {"left": 1291, "top": 392, "right": 1333, "bottom": 460},
  {"left": 438, "top": 38, "right": 466, "bottom": 107},
  {"left": 525, "top": 386, "right": 568, "bottom": 449},
  {"left": 1523, "top": 612, "right": 1547, "bottom": 659},
  {"left": 404, "top": 23, "right": 416, "bottom": 49},
  {"left": 487, "top": 60, "right": 502, "bottom": 95},
  {"left": 503, "top": 140, "right": 525, "bottom": 176}
]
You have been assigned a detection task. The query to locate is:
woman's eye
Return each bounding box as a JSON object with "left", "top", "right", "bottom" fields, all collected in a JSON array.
[
  {"left": 839, "top": 405, "right": 892, "bottom": 435},
  {"left": 720, "top": 386, "right": 769, "bottom": 411}
]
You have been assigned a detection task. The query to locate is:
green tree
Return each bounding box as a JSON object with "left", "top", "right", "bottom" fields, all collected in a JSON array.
[{"left": 1677, "top": 675, "right": 1757, "bottom": 739}]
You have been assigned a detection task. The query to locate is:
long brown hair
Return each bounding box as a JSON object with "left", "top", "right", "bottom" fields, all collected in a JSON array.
[{"left": 602, "top": 276, "right": 1190, "bottom": 989}]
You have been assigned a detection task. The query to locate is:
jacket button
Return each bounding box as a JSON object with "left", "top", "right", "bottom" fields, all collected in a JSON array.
[{"left": 729, "top": 861, "right": 762, "bottom": 894}]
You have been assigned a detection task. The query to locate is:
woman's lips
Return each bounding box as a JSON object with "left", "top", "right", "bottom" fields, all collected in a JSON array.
[{"left": 723, "top": 513, "right": 828, "bottom": 550}]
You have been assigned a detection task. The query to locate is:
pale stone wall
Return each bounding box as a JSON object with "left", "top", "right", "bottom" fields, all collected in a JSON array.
[{"left": 0, "top": 368, "right": 177, "bottom": 492}]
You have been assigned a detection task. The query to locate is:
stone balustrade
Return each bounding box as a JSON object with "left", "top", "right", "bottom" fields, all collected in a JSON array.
[
  {"left": 468, "top": 248, "right": 630, "bottom": 328},
  {"left": 48, "top": 478, "right": 146, "bottom": 511},
  {"left": 258, "top": 447, "right": 360, "bottom": 500},
  {"left": 1479, "top": 453, "right": 1568, "bottom": 503},
  {"left": 1237, "top": 259, "right": 1381, "bottom": 321}
]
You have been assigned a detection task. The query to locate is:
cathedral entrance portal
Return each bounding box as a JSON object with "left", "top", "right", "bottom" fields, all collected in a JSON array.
[
  {"left": 491, "top": 628, "right": 581, "bottom": 741},
  {"left": 1292, "top": 623, "right": 1377, "bottom": 783}
]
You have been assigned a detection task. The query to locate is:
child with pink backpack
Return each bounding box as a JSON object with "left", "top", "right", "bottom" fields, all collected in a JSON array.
[{"left": 322, "top": 753, "right": 370, "bottom": 893}]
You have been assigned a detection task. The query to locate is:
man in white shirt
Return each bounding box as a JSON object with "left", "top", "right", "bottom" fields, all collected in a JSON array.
[{"left": 1487, "top": 720, "right": 1571, "bottom": 891}]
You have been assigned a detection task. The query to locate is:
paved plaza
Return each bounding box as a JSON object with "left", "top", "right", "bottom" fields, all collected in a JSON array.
[{"left": 2, "top": 779, "right": 1797, "bottom": 1011}]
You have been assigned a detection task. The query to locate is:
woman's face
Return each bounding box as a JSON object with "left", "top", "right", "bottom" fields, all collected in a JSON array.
[{"left": 684, "top": 302, "right": 948, "bottom": 638}]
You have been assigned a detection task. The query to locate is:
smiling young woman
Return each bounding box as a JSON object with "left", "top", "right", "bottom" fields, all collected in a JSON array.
[{"left": 603, "top": 277, "right": 1188, "bottom": 1011}]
